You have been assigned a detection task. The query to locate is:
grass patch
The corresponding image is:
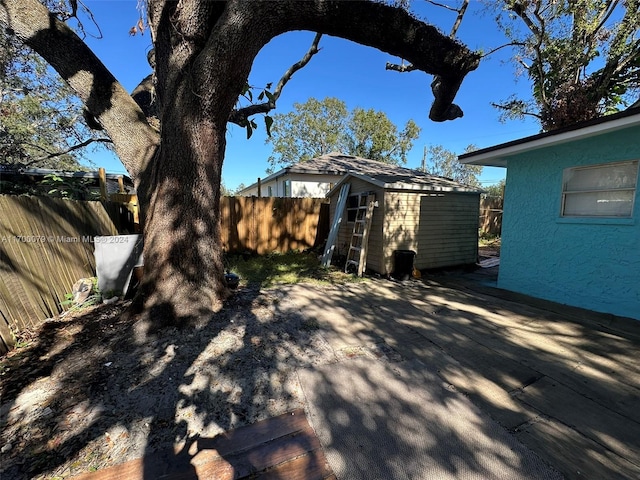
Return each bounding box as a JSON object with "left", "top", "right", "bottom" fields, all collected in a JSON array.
[
  {"left": 479, "top": 232, "right": 501, "bottom": 247},
  {"left": 224, "top": 250, "right": 366, "bottom": 288}
]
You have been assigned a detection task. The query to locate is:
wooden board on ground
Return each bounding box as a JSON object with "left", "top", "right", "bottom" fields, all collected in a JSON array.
[{"left": 70, "top": 409, "right": 334, "bottom": 480}]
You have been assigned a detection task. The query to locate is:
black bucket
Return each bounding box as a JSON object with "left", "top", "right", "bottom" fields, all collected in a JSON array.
[{"left": 392, "top": 250, "right": 416, "bottom": 281}]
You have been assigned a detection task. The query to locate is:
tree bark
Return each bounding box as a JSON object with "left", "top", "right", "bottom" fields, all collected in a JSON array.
[{"left": 137, "top": 105, "right": 228, "bottom": 321}]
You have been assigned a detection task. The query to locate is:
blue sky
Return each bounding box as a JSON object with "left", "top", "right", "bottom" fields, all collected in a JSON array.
[{"left": 80, "top": 0, "right": 542, "bottom": 189}]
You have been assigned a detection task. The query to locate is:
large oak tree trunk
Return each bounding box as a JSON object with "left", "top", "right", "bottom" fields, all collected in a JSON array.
[
  {"left": 135, "top": 86, "right": 229, "bottom": 323},
  {"left": 135, "top": 2, "right": 245, "bottom": 325},
  {"left": 137, "top": 126, "right": 228, "bottom": 323}
]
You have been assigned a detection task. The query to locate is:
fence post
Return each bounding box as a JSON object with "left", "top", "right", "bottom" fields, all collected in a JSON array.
[{"left": 98, "top": 167, "right": 108, "bottom": 201}]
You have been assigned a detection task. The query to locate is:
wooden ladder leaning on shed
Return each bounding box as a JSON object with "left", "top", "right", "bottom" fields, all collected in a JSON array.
[{"left": 345, "top": 192, "right": 376, "bottom": 276}]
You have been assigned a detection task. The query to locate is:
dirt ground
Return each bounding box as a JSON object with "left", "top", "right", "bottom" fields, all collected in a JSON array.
[
  {"left": 478, "top": 242, "right": 500, "bottom": 260},
  {"left": 1, "top": 246, "right": 502, "bottom": 480},
  {"left": 0, "top": 285, "right": 342, "bottom": 480}
]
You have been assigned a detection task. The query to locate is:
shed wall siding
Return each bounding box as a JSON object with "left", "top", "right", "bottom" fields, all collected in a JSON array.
[
  {"left": 499, "top": 126, "right": 640, "bottom": 320},
  {"left": 417, "top": 193, "right": 479, "bottom": 269},
  {"left": 383, "top": 191, "right": 479, "bottom": 272},
  {"left": 383, "top": 191, "right": 420, "bottom": 273}
]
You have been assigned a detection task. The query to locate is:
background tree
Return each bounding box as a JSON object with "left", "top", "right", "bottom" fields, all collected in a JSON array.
[
  {"left": 0, "top": 29, "right": 110, "bottom": 169},
  {"left": 219, "top": 181, "right": 232, "bottom": 196},
  {"left": 220, "top": 181, "right": 246, "bottom": 196},
  {"left": 267, "top": 97, "right": 421, "bottom": 171},
  {"left": 267, "top": 97, "right": 347, "bottom": 169},
  {"left": 489, "top": 0, "right": 640, "bottom": 130},
  {"left": 426, "top": 144, "right": 483, "bottom": 187},
  {"left": 346, "top": 107, "right": 420, "bottom": 164},
  {"left": 1, "top": 0, "right": 480, "bottom": 323},
  {"left": 484, "top": 178, "right": 506, "bottom": 198}
]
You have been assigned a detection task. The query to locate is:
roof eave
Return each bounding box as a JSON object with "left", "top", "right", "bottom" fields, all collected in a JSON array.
[
  {"left": 459, "top": 108, "right": 640, "bottom": 167},
  {"left": 236, "top": 166, "right": 292, "bottom": 193}
]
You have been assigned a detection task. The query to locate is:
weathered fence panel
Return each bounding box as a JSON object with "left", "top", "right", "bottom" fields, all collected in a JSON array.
[
  {"left": 0, "top": 195, "right": 329, "bottom": 353},
  {"left": 0, "top": 196, "right": 119, "bottom": 353},
  {"left": 479, "top": 196, "right": 503, "bottom": 236},
  {"left": 220, "top": 197, "right": 328, "bottom": 254}
]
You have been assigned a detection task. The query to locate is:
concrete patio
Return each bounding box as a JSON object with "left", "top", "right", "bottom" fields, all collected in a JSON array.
[
  {"left": 64, "top": 271, "right": 640, "bottom": 480},
  {"left": 278, "top": 274, "right": 640, "bottom": 480}
]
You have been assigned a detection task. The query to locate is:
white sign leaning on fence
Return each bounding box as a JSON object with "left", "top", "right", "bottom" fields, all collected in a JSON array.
[{"left": 94, "top": 235, "right": 144, "bottom": 298}]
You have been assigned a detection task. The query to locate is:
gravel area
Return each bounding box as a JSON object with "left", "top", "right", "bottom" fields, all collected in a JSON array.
[{"left": 0, "top": 285, "right": 340, "bottom": 480}]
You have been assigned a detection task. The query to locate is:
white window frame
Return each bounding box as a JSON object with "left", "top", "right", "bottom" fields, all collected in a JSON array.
[
  {"left": 561, "top": 160, "right": 638, "bottom": 218},
  {"left": 346, "top": 194, "right": 359, "bottom": 223},
  {"left": 282, "top": 179, "right": 291, "bottom": 197}
]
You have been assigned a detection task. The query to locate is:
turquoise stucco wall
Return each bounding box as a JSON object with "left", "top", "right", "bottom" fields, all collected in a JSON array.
[{"left": 499, "top": 127, "right": 640, "bottom": 320}]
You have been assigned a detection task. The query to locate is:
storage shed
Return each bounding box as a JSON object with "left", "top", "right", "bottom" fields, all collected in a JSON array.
[{"left": 326, "top": 166, "right": 480, "bottom": 276}]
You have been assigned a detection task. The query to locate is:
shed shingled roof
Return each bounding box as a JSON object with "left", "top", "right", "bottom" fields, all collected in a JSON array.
[
  {"left": 312, "top": 153, "right": 479, "bottom": 193},
  {"left": 280, "top": 152, "right": 479, "bottom": 192}
]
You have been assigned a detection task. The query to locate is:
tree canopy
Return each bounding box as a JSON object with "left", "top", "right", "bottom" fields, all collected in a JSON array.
[
  {"left": 426, "top": 144, "right": 483, "bottom": 187},
  {"left": 0, "top": 29, "right": 109, "bottom": 169},
  {"left": 266, "top": 97, "right": 420, "bottom": 170},
  {"left": 489, "top": 0, "right": 640, "bottom": 130},
  {"left": 484, "top": 178, "right": 506, "bottom": 198}
]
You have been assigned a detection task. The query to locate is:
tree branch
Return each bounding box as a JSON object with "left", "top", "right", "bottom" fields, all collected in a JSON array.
[
  {"left": 383, "top": 0, "right": 473, "bottom": 111},
  {"left": 426, "top": 1, "right": 459, "bottom": 12},
  {"left": 479, "top": 42, "right": 527, "bottom": 59},
  {"left": 31, "top": 137, "right": 112, "bottom": 163},
  {"left": 0, "top": 0, "right": 159, "bottom": 181},
  {"left": 228, "top": 32, "right": 322, "bottom": 126},
  {"left": 509, "top": 1, "right": 541, "bottom": 37},
  {"left": 272, "top": 32, "right": 321, "bottom": 102},
  {"left": 491, "top": 101, "right": 543, "bottom": 120},
  {"left": 509, "top": 1, "right": 549, "bottom": 107},
  {"left": 592, "top": 0, "right": 619, "bottom": 38},
  {"left": 588, "top": 4, "right": 640, "bottom": 95},
  {"left": 214, "top": 1, "right": 481, "bottom": 122},
  {"left": 449, "top": 0, "right": 469, "bottom": 38}
]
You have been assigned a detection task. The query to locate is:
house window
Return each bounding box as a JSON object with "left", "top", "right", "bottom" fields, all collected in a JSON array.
[
  {"left": 346, "top": 194, "right": 359, "bottom": 222},
  {"left": 283, "top": 179, "right": 291, "bottom": 197},
  {"left": 267, "top": 186, "right": 273, "bottom": 197},
  {"left": 561, "top": 160, "right": 638, "bottom": 218}
]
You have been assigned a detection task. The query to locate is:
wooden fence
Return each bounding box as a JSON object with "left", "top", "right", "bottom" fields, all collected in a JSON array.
[
  {"left": 0, "top": 195, "right": 329, "bottom": 353},
  {"left": 220, "top": 196, "right": 329, "bottom": 254},
  {"left": 0, "top": 195, "right": 121, "bottom": 353},
  {"left": 479, "top": 196, "right": 503, "bottom": 236}
]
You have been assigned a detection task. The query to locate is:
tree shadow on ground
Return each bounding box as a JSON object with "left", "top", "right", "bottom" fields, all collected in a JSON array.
[
  {"left": 0, "top": 279, "right": 329, "bottom": 479},
  {"left": 2, "top": 275, "right": 639, "bottom": 479},
  {"left": 298, "top": 357, "right": 560, "bottom": 479},
  {"left": 277, "top": 278, "right": 640, "bottom": 479}
]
